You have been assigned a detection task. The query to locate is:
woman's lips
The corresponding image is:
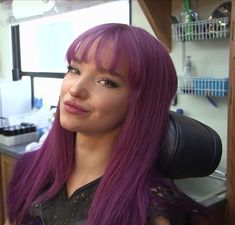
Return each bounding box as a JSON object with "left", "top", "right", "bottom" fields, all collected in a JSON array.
[{"left": 63, "top": 100, "right": 89, "bottom": 114}]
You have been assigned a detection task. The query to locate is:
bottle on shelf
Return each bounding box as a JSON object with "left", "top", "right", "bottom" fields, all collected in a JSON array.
[
  {"left": 181, "top": 55, "right": 193, "bottom": 93},
  {"left": 183, "top": 55, "right": 192, "bottom": 77},
  {"left": 179, "top": 0, "right": 198, "bottom": 41}
]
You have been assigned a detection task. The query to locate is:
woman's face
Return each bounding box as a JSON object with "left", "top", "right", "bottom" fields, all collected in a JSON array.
[{"left": 59, "top": 44, "right": 129, "bottom": 137}]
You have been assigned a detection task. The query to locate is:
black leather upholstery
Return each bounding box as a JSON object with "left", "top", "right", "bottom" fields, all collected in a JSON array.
[{"left": 158, "top": 111, "right": 222, "bottom": 179}]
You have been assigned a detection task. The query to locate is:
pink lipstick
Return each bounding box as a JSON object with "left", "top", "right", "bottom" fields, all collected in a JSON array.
[{"left": 63, "top": 100, "right": 89, "bottom": 114}]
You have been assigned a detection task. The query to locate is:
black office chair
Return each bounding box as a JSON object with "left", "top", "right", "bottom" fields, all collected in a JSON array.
[{"left": 158, "top": 111, "right": 222, "bottom": 179}]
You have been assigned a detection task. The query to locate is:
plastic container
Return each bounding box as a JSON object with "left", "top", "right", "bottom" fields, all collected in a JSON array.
[
  {"left": 0, "top": 132, "right": 39, "bottom": 146},
  {"left": 193, "top": 77, "right": 229, "bottom": 96}
]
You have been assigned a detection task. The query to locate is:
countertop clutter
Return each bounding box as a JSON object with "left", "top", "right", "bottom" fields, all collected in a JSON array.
[{"left": 0, "top": 123, "right": 39, "bottom": 147}]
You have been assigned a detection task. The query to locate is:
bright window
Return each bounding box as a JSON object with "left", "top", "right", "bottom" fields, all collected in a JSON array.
[
  {"left": 19, "top": 0, "right": 130, "bottom": 107},
  {"left": 20, "top": 0, "right": 130, "bottom": 73}
]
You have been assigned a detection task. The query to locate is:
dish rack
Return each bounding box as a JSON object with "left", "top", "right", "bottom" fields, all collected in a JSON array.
[
  {"left": 172, "top": 17, "right": 230, "bottom": 41},
  {"left": 178, "top": 77, "right": 229, "bottom": 97}
]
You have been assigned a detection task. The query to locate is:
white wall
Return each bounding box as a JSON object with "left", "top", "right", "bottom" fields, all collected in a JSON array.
[
  {"left": 0, "top": 4, "right": 12, "bottom": 80},
  {"left": 131, "top": 0, "right": 228, "bottom": 170},
  {"left": 131, "top": 0, "right": 155, "bottom": 36}
]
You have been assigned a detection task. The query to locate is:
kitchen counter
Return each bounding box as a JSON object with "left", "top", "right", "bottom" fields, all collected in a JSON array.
[
  {"left": 0, "top": 143, "right": 26, "bottom": 158},
  {"left": 175, "top": 175, "right": 227, "bottom": 207}
]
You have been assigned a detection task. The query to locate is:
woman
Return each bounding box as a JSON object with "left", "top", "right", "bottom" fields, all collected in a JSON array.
[{"left": 6, "top": 23, "right": 205, "bottom": 225}]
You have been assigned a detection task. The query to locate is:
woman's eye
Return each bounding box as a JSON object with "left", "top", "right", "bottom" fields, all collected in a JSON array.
[
  {"left": 67, "top": 65, "right": 80, "bottom": 75},
  {"left": 99, "top": 79, "right": 119, "bottom": 88}
]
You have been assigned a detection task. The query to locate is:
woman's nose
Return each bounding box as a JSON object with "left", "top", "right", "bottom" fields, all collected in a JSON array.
[{"left": 69, "top": 77, "right": 89, "bottom": 99}]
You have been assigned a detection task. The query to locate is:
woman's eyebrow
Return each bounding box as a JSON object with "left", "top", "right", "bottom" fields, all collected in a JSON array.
[
  {"left": 97, "top": 67, "right": 120, "bottom": 76},
  {"left": 97, "top": 67, "right": 127, "bottom": 82},
  {"left": 71, "top": 56, "right": 126, "bottom": 80}
]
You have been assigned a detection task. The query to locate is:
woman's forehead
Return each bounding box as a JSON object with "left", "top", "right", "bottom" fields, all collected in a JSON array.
[
  {"left": 75, "top": 38, "right": 112, "bottom": 61},
  {"left": 73, "top": 38, "right": 129, "bottom": 77}
]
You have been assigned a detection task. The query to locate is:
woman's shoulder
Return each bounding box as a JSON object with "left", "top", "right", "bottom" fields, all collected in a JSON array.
[
  {"left": 147, "top": 182, "right": 202, "bottom": 225},
  {"left": 14, "top": 151, "right": 37, "bottom": 171},
  {"left": 4, "top": 219, "right": 11, "bottom": 225},
  {"left": 9, "top": 151, "right": 38, "bottom": 186},
  {"left": 147, "top": 184, "right": 174, "bottom": 225},
  {"left": 154, "top": 216, "right": 171, "bottom": 225}
]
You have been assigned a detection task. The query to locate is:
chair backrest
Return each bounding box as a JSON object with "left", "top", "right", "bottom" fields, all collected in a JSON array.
[{"left": 157, "top": 111, "right": 222, "bottom": 179}]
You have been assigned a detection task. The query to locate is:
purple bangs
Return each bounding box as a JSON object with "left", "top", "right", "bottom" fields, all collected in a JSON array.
[
  {"left": 66, "top": 24, "right": 126, "bottom": 73},
  {"left": 65, "top": 23, "right": 177, "bottom": 100},
  {"left": 66, "top": 23, "right": 142, "bottom": 91}
]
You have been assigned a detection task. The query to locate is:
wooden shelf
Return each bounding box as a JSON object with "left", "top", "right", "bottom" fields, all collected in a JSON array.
[
  {"left": 227, "top": 1, "right": 235, "bottom": 224},
  {"left": 137, "top": 0, "right": 172, "bottom": 52}
]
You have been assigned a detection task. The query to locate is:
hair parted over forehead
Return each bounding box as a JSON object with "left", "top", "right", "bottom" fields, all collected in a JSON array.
[
  {"left": 66, "top": 24, "right": 126, "bottom": 75},
  {"left": 66, "top": 23, "right": 177, "bottom": 100}
]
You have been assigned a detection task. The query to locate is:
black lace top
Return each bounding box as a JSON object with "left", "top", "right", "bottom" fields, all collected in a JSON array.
[{"left": 25, "top": 178, "right": 201, "bottom": 225}]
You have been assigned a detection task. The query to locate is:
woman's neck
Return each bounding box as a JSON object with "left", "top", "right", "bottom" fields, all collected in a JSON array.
[{"left": 66, "top": 129, "right": 119, "bottom": 197}]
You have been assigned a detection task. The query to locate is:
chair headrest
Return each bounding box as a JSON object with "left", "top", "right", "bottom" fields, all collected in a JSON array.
[{"left": 157, "top": 111, "right": 222, "bottom": 179}]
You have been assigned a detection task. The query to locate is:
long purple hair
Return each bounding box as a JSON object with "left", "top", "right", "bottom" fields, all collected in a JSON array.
[{"left": 7, "top": 23, "right": 198, "bottom": 225}]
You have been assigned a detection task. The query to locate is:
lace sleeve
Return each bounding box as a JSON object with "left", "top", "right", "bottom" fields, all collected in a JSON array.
[{"left": 147, "top": 183, "right": 204, "bottom": 225}]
